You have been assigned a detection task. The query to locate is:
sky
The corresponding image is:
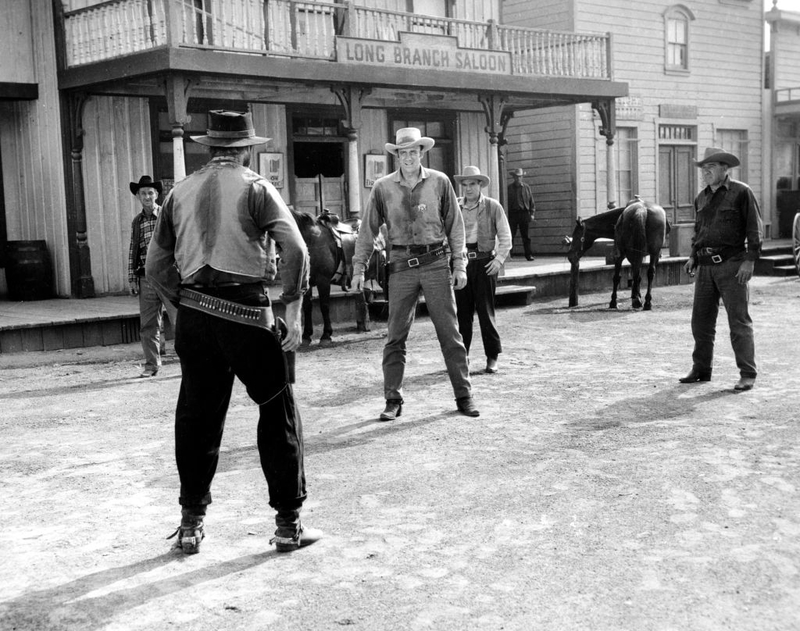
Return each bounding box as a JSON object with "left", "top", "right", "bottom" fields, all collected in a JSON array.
[{"left": 769, "top": 0, "right": 800, "bottom": 12}]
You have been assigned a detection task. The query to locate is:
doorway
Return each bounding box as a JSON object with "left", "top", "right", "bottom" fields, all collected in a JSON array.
[
  {"left": 290, "top": 113, "right": 346, "bottom": 216},
  {"left": 658, "top": 144, "right": 696, "bottom": 225}
]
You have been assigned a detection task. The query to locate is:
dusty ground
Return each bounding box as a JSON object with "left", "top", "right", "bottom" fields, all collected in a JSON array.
[{"left": 1, "top": 276, "right": 799, "bottom": 631}]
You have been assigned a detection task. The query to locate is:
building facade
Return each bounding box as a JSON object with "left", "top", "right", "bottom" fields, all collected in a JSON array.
[{"left": 503, "top": 0, "right": 769, "bottom": 254}]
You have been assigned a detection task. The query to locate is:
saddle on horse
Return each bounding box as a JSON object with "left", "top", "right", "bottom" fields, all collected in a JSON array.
[{"left": 318, "top": 210, "right": 360, "bottom": 289}]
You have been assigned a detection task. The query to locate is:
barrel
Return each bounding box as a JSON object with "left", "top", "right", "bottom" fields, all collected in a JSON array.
[{"left": 4, "top": 240, "right": 54, "bottom": 301}]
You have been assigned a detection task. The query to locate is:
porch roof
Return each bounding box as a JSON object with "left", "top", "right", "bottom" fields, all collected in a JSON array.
[{"left": 58, "top": 47, "right": 627, "bottom": 112}]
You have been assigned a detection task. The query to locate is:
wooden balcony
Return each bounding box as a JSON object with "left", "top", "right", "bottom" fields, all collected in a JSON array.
[{"left": 61, "top": 0, "right": 613, "bottom": 80}]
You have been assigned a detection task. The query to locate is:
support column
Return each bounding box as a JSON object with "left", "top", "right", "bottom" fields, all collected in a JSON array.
[
  {"left": 593, "top": 99, "right": 618, "bottom": 209},
  {"left": 165, "top": 75, "right": 193, "bottom": 183},
  {"left": 333, "top": 85, "right": 371, "bottom": 217},
  {"left": 479, "top": 94, "right": 507, "bottom": 200},
  {"left": 498, "top": 109, "right": 514, "bottom": 211},
  {"left": 65, "top": 92, "right": 95, "bottom": 298}
]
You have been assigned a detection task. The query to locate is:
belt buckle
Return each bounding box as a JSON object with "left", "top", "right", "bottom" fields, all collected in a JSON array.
[
  {"left": 467, "top": 252, "right": 477, "bottom": 259},
  {"left": 711, "top": 254, "right": 722, "bottom": 264},
  {"left": 407, "top": 257, "right": 420, "bottom": 268}
]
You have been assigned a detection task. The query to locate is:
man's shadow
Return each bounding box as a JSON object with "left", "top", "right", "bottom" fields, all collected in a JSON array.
[{"left": 0, "top": 550, "right": 274, "bottom": 630}]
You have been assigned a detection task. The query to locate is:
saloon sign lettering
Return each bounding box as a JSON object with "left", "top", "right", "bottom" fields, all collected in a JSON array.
[{"left": 336, "top": 32, "right": 512, "bottom": 75}]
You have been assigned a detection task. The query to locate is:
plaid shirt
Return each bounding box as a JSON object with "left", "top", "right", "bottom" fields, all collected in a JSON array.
[{"left": 128, "top": 207, "right": 159, "bottom": 283}]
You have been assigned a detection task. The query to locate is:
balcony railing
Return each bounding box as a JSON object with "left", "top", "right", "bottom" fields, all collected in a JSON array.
[{"left": 62, "top": 0, "right": 613, "bottom": 80}]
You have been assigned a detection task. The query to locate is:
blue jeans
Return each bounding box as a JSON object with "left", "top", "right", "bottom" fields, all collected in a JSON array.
[
  {"left": 455, "top": 259, "right": 501, "bottom": 359},
  {"left": 690, "top": 257, "right": 757, "bottom": 378},
  {"left": 138, "top": 277, "right": 169, "bottom": 371},
  {"left": 174, "top": 284, "right": 306, "bottom": 512},
  {"left": 384, "top": 254, "right": 471, "bottom": 401}
]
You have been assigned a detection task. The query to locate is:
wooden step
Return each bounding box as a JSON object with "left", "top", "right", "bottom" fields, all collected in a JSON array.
[{"left": 773, "top": 265, "right": 799, "bottom": 277}]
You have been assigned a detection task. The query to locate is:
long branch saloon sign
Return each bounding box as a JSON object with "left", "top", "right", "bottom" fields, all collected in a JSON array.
[{"left": 336, "top": 32, "right": 512, "bottom": 75}]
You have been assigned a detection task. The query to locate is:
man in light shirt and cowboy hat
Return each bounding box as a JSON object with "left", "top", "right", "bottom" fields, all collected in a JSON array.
[
  {"left": 453, "top": 166, "right": 512, "bottom": 374},
  {"left": 679, "top": 146, "right": 763, "bottom": 392},
  {"left": 147, "top": 110, "right": 322, "bottom": 554},
  {"left": 352, "top": 127, "right": 480, "bottom": 420}
]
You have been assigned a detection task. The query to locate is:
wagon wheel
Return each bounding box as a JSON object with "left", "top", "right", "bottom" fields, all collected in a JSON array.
[{"left": 794, "top": 211, "right": 800, "bottom": 277}]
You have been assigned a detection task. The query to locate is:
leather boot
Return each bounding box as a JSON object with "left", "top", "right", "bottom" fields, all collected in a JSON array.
[
  {"left": 380, "top": 399, "right": 403, "bottom": 421},
  {"left": 678, "top": 369, "right": 712, "bottom": 383},
  {"left": 168, "top": 506, "right": 206, "bottom": 554},
  {"left": 271, "top": 509, "right": 323, "bottom": 552}
]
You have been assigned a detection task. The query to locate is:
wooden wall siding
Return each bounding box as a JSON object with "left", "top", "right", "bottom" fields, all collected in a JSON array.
[
  {"left": 455, "top": 111, "right": 491, "bottom": 188},
  {"left": 0, "top": 0, "right": 71, "bottom": 297},
  {"left": 574, "top": 0, "right": 765, "bottom": 206},
  {"left": 454, "top": 0, "right": 497, "bottom": 23},
  {"left": 501, "top": 0, "right": 570, "bottom": 29},
  {"left": 1, "top": 0, "right": 36, "bottom": 83},
  {"left": 505, "top": 107, "right": 577, "bottom": 253},
  {"left": 772, "top": 21, "right": 800, "bottom": 90},
  {"left": 251, "top": 103, "right": 291, "bottom": 205},
  {"left": 81, "top": 96, "right": 153, "bottom": 295}
]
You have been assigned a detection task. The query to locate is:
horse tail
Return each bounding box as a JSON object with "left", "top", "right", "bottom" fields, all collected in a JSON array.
[{"left": 623, "top": 203, "right": 648, "bottom": 255}]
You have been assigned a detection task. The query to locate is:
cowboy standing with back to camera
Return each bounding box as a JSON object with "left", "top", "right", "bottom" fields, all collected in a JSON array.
[
  {"left": 679, "top": 146, "right": 763, "bottom": 392},
  {"left": 146, "top": 110, "right": 322, "bottom": 554},
  {"left": 351, "top": 127, "right": 480, "bottom": 420}
]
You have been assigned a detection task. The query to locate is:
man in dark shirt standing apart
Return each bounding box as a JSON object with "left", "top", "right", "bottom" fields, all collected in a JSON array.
[
  {"left": 506, "top": 168, "right": 535, "bottom": 261},
  {"left": 146, "top": 110, "right": 322, "bottom": 554},
  {"left": 351, "top": 127, "right": 479, "bottom": 420},
  {"left": 128, "top": 175, "right": 177, "bottom": 377},
  {"left": 680, "top": 147, "right": 763, "bottom": 391}
]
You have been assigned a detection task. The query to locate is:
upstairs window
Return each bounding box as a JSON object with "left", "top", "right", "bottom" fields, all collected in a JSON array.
[{"left": 664, "top": 6, "right": 695, "bottom": 74}]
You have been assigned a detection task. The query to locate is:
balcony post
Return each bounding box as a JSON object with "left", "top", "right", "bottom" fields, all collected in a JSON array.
[
  {"left": 333, "top": 85, "right": 371, "bottom": 217},
  {"left": 593, "top": 99, "right": 617, "bottom": 208},
  {"left": 479, "top": 94, "right": 507, "bottom": 201},
  {"left": 64, "top": 92, "right": 96, "bottom": 298},
  {"left": 165, "top": 75, "right": 193, "bottom": 182},
  {"left": 164, "top": 0, "right": 181, "bottom": 47}
]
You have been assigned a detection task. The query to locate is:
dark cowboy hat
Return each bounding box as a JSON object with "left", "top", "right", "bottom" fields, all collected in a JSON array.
[
  {"left": 454, "top": 165, "right": 490, "bottom": 188},
  {"left": 190, "top": 110, "right": 270, "bottom": 147},
  {"left": 385, "top": 127, "right": 435, "bottom": 155},
  {"left": 129, "top": 175, "right": 163, "bottom": 196},
  {"left": 695, "top": 147, "right": 740, "bottom": 168}
]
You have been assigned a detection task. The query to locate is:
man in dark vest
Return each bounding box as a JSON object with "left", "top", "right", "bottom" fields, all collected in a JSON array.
[{"left": 506, "top": 168, "right": 535, "bottom": 261}]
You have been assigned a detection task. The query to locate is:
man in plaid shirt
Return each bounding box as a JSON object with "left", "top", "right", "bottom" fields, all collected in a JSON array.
[{"left": 128, "top": 175, "right": 177, "bottom": 377}]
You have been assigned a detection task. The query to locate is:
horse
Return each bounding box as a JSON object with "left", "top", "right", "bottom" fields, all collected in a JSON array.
[
  {"left": 290, "top": 208, "right": 385, "bottom": 345},
  {"left": 564, "top": 197, "right": 669, "bottom": 310}
]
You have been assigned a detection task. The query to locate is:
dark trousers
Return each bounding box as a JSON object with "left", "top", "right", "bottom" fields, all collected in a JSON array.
[
  {"left": 174, "top": 285, "right": 306, "bottom": 513},
  {"left": 455, "top": 259, "right": 501, "bottom": 359},
  {"left": 690, "top": 257, "right": 757, "bottom": 378},
  {"left": 508, "top": 212, "right": 532, "bottom": 257}
]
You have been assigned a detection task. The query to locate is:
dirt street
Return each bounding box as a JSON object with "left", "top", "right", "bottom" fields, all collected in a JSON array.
[{"left": 1, "top": 276, "right": 799, "bottom": 631}]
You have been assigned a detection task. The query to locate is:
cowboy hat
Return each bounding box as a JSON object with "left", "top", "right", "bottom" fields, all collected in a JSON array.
[
  {"left": 385, "top": 127, "right": 435, "bottom": 155},
  {"left": 190, "top": 110, "right": 270, "bottom": 147},
  {"left": 454, "top": 165, "right": 490, "bottom": 188},
  {"left": 695, "top": 147, "right": 740, "bottom": 168},
  {"left": 508, "top": 168, "right": 527, "bottom": 176},
  {"left": 129, "top": 175, "right": 163, "bottom": 196}
]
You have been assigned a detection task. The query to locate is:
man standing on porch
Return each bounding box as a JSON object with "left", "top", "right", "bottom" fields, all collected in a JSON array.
[
  {"left": 507, "top": 168, "right": 535, "bottom": 261},
  {"left": 351, "top": 127, "right": 480, "bottom": 420},
  {"left": 128, "top": 175, "right": 177, "bottom": 378}
]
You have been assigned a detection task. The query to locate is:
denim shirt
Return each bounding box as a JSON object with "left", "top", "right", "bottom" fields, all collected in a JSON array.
[
  {"left": 691, "top": 175, "right": 763, "bottom": 261},
  {"left": 146, "top": 157, "right": 309, "bottom": 306},
  {"left": 457, "top": 194, "right": 512, "bottom": 264},
  {"left": 353, "top": 166, "right": 466, "bottom": 274}
]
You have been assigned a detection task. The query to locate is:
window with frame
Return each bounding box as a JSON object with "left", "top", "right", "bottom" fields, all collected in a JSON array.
[
  {"left": 664, "top": 6, "right": 694, "bottom": 74},
  {"left": 598, "top": 127, "right": 640, "bottom": 207},
  {"left": 715, "top": 129, "right": 748, "bottom": 182},
  {"left": 390, "top": 116, "right": 454, "bottom": 174}
]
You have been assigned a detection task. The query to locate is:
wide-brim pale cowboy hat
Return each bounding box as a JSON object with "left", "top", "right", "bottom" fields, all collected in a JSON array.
[
  {"left": 508, "top": 168, "right": 527, "bottom": 176},
  {"left": 130, "top": 175, "right": 163, "bottom": 196},
  {"left": 454, "top": 165, "right": 490, "bottom": 188},
  {"left": 695, "top": 147, "right": 740, "bottom": 168},
  {"left": 191, "top": 110, "right": 271, "bottom": 147},
  {"left": 385, "top": 127, "right": 435, "bottom": 155}
]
